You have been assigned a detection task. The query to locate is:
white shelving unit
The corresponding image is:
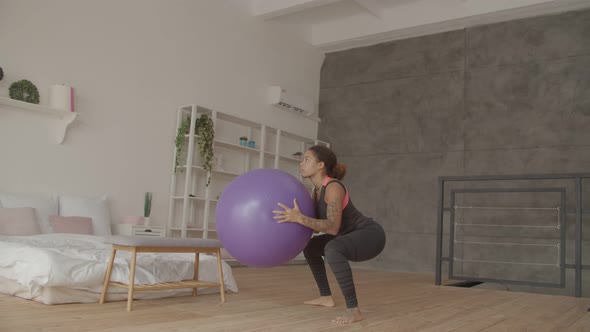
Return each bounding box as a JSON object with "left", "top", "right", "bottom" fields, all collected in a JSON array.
[
  {"left": 0, "top": 96, "right": 78, "bottom": 144},
  {"left": 168, "top": 104, "right": 329, "bottom": 239}
]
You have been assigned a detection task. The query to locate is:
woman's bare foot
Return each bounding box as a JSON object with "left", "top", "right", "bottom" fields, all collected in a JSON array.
[
  {"left": 332, "top": 307, "right": 363, "bottom": 324},
  {"left": 303, "top": 296, "right": 334, "bottom": 307}
]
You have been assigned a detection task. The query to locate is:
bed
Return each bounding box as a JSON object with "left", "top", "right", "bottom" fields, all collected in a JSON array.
[{"left": 0, "top": 233, "right": 239, "bottom": 304}]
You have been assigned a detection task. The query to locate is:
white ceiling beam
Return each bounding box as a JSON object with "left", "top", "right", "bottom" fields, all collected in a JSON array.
[
  {"left": 251, "top": 0, "right": 346, "bottom": 20},
  {"left": 352, "top": 0, "right": 384, "bottom": 19}
]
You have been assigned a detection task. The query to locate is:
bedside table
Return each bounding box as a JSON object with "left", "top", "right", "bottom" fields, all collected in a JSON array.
[{"left": 113, "top": 224, "right": 166, "bottom": 237}]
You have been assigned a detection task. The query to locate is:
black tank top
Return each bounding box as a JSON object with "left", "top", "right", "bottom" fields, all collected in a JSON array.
[{"left": 313, "top": 179, "right": 371, "bottom": 235}]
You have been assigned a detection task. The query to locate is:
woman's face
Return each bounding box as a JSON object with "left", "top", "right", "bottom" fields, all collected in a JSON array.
[{"left": 299, "top": 150, "right": 323, "bottom": 178}]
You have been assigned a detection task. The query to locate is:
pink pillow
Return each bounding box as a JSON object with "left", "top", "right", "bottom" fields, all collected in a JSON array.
[
  {"left": 49, "top": 216, "right": 93, "bottom": 235},
  {"left": 0, "top": 207, "right": 41, "bottom": 236}
]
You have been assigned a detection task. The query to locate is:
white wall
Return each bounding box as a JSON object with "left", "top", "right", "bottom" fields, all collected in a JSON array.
[{"left": 0, "top": 0, "right": 324, "bottom": 227}]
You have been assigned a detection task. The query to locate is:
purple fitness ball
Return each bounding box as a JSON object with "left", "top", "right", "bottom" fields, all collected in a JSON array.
[{"left": 216, "top": 169, "right": 313, "bottom": 268}]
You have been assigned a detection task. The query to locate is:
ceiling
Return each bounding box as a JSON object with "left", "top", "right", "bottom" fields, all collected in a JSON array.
[{"left": 250, "top": 0, "right": 590, "bottom": 52}]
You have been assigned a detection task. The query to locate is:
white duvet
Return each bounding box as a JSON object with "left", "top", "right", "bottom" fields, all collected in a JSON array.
[{"left": 0, "top": 233, "right": 238, "bottom": 304}]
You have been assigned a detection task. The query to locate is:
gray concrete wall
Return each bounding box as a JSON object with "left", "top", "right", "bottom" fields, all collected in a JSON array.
[{"left": 319, "top": 9, "right": 590, "bottom": 296}]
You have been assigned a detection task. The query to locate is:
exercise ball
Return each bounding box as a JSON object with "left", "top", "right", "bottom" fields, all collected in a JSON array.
[{"left": 216, "top": 168, "right": 314, "bottom": 268}]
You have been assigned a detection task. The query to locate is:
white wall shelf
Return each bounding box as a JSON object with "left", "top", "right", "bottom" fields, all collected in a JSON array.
[
  {"left": 176, "top": 165, "right": 241, "bottom": 177},
  {"left": 0, "top": 96, "right": 78, "bottom": 144},
  {"left": 168, "top": 104, "right": 329, "bottom": 239},
  {"left": 171, "top": 196, "right": 206, "bottom": 200},
  {"left": 214, "top": 139, "right": 259, "bottom": 152}
]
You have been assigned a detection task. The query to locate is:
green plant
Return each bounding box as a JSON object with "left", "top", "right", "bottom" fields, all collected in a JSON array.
[
  {"left": 239, "top": 136, "right": 247, "bottom": 141},
  {"left": 174, "top": 114, "right": 215, "bottom": 186},
  {"left": 174, "top": 116, "right": 191, "bottom": 172},
  {"left": 9, "top": 79, "right": 39, "bottom": 104},
  {"left": 196, "top": 115, "right": 215, "bottom": 186},
  {"left": 144, "top": 192, "right": 152, "bottom": 218}
]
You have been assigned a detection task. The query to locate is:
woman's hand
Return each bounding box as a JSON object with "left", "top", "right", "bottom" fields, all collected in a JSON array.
[{"left": 273, "top": 198, "right": 303, "bottom": 224}]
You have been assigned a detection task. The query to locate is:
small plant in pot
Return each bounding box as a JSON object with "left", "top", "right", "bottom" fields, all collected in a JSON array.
[
  {"left": 239, "top": 136, "right": 248, "bottom": 146},
  {"left": 143, "top": 192, "right": 152, "bottom": 225}
]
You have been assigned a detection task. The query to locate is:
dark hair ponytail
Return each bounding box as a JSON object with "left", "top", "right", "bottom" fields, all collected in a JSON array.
[
  {"left": 331, "top": 162, "right": 347, "bottom": 180},
  {"left": 308, "top": 145, "right": 347, "bottom": 180}
]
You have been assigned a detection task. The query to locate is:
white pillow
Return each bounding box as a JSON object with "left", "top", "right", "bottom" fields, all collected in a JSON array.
[
  {"left": 0, "top": 192, "right": 58, "bottom": 233},
  {"left": 59, "top": 195, "right": 112, "bottom": 236}
]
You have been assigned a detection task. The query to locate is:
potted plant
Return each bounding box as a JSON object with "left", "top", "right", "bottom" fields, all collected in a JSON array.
[
  {"left": 196, "top": 115, "right": 215, "bottom": 186},
  {"left": 175, "top": 114, "right": 215, "bottom": 186},
  {"left": 143, "top": 192, "right": 152, "bottom": 225},
  {"left": 239, "top": 136, "right": 248, "bottom": 146},
  {"left": 174, "top": 115, "right": 191, "bottom": 171}
]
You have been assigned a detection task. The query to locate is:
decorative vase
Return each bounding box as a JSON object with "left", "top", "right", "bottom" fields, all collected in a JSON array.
[
  {"left": 239, "top": 139, "right": 247, "bottom": 146},
  {"left": 248, "top": 140, "right": 255, "bottom": 148},
  {"left": 144, "top": 217, "right": 151, "bottom": 226}
]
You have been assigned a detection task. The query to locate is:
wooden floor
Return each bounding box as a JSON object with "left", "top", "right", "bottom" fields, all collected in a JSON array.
[{"left": 1, "top": 265, "right": 589, "bottom": 332}]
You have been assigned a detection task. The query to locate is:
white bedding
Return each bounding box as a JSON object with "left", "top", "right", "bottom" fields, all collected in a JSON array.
[{"left": 0, "top": 233, "right": 238, "bottom": 304}]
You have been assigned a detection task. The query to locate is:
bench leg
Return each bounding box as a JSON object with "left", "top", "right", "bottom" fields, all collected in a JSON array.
[
  {"left": 216, "top": 248, "right": 225, "bottom": 303},
  {"left": 127, "top": 247, "right": 137, "bottom": 312},
  {"left": 100, "top": 247, "right": 117, "bottom": 304},
  {"left": 193, "top": 252, "right": 199, "bottom": 297}
]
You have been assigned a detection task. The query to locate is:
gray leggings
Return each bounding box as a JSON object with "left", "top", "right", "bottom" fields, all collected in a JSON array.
[{"left": 303, "top": 221, "right": 386, "bottom": 308}]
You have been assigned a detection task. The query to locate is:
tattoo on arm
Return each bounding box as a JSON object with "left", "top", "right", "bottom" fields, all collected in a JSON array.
[
  {"left": 326, "top": 201, "right": 338, "bottom": 232},
  {"left": 298, "top": 201, "right": 339, "bottom": 234}
]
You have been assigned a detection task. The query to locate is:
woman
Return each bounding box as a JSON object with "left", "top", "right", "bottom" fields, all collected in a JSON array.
[{"left": 273, "top": 145, "right": 386, "bottom": 324}]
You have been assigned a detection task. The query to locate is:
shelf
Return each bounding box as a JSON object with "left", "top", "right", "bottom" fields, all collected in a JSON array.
[
  {"left": 214, "top": 139, "right": 260, "bottom": 152},
  {"left": 179, "top": 105, "right": 263, "bottom": 128},
  {"left": 213, "top": 169, "right": 240, "bottom": 177},
  {"left": 188, "top": 228, "right": 216, "bottom": 232},
  {"left": 185, "top": 137, "right": 304, "bottom": 163},
  {"left": 176, "top": 165, "right": 202, "bottom": 170},
  {"left": 169, "top": 227, "right": 217, "bottom": 232},
  {"left": 171, "top": 196, "right": 218, "bottom": 202},
  {"left": 172, "top": 196, "right": 205, "bottom": 201},
  {"left": 176, "top": 165, "right": 240, "bottom": 177},
  {"left": 0, "top": 96, "right": 78, "bottom": 144},
  {"left": 169, "top": 104, "right": 326, "bottom": 240}
]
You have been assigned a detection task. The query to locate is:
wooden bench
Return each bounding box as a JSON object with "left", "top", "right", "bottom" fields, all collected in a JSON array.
[{"left": 99, "top": 236, "right": 225, "bottom": 311}]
